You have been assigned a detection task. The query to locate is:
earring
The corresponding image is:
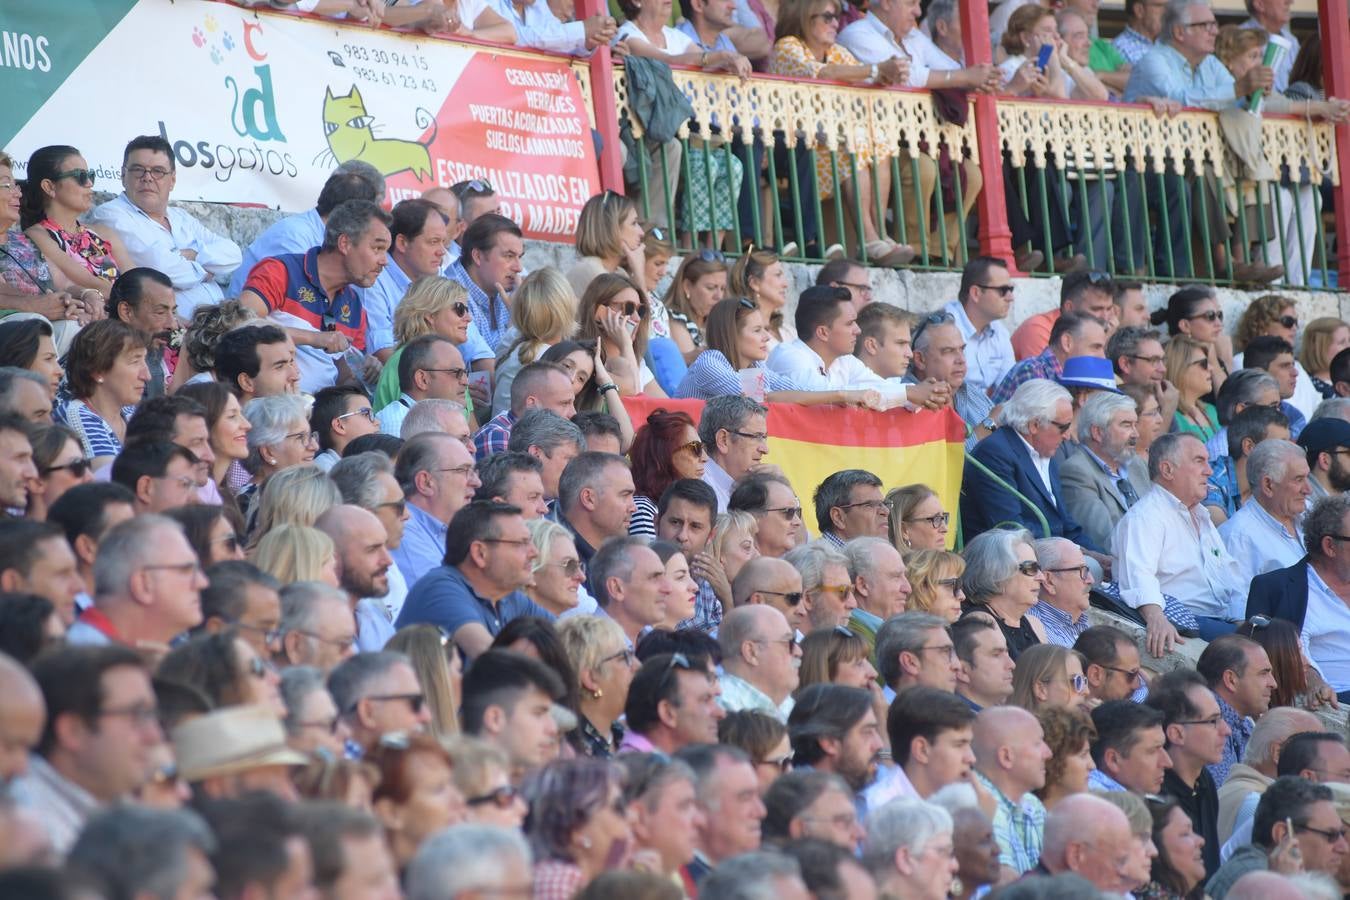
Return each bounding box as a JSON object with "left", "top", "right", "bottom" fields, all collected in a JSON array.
[
  {"left": 581, "top": 837, "right": 593, "bottom": 850},
  {"left": 590, "top": 688, "right": 603, "bottom": 700},
  {"left": 96, "top": 377, "right": 104, "bottom": 384}
]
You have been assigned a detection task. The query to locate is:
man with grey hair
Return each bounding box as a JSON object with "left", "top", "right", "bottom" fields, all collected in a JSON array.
[
  {"left": 67, "top": 514, "right": 208, "bottom": 647},
  {"left": 391, "top": 431, "right": 482, "bottom": 585},
  {"left": 862, "top": 798, "right": 956, "bottom": 897},
  {"left": 1107, "top": 325, "right": 1180, "bottom": 425},
  {"left": 1037, "top": 793, "right": 1136, "bottom": 892},
  {"left": 405, "top": 824, "right": 533, "bottom": 900},
  {"left": 813, "top": 469, "right": 887, "bottom": 548},
  {"left": 1114, "top": 432, "right": 1246, "bottom": 654},
  {"left": 400, "top": 397, "right": 472, "bottom": 446},
  {"left": 1206, "top": 404, "right": 1291, "bottom": 523},
  {"left": 473, "top": 451, "right": 549, "bottom": 520},
  {"left": 1249, "top": 494, "right": 1350, "bottom": 704},
  {"left": 590, "top": 535, "right": 673, "bottom": 648},
  {"left": 843, "top": 536, "right": 912, "bottom": 641},
  {"left": 276, "top": 582, "right": 357, "bottom": 673},
  {"left": 784, "top": 541, "right": 856, "bottom": 631},
  {"left": 1029, "top": 537, "right": 1095, "bottom": 647},
  {"left": 240, "top": 199, "right": 394, "bottom": 392},
  {"left": 875, "top": 611, "right": 960, "bottom": 699},
  {"left": 0, "top": 368, "right": 52, "bottom": 423},
  {"left": 961, "top": 378, "right": 1102, "bottom": 557},
  {"left": 557, "top": 451, "right": 637, "bottom": 565},
  {"left": 700, "top": 851, "right": 810, "bottom": 900},
  {"left": 328, "top": 649, "right": 431, "bottom": 756},
  {"left": 68, "top": 805, "right": 217, "bottom": 900},
  {"left": 1311, "top": 397, "right": 1350, "bottom": 424},
  {"left": 507, "top": 408, "right": 584, "bottom": 505},
  {"left": 699, "top": 395, "right": 771, "bottom": 512},
  {"left": 908, "top": 312, "right": 997, "bottom": 449},
  {"left": 1061, "top": 391, "right": 1151, "bottom": 550},
  {"left": 1219, "top": 438, "right": 1310, "bottom": 583},
  {"left": 719, "top": 605, "right": 800, "bottom": 721}
]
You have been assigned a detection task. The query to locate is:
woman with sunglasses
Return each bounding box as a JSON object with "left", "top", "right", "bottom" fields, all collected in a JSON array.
[
  {"left": 665, "top": 252, "right": 730, "bottom": 363},
  {"left": 558, "top": 615, "right": 638, "bottom": 760},
  {"left": 164, "top": 504, "right": 247, "bottom": 569},
  {"left": 627, "top": 408, "right": 706, "bottom": 538},
  {"left": 1033, "top": 706, "right": 1096, "bottom": 810},
  {"left": 525, "top": 757, "right": 634, "bottom": 900},
  {"left": 676, "top": 296, "right": 882, "bottom": 408},
  {"left": 904, "top": 549, "right": 966, "bottom": 622},
  {"left": 239, "top": 394, "right": 318, "bottom": 521},
  {"left": 60, "top": 319, "right": 151, "bottom": 468},
  {"left": 26, "top": 423, "right": 92, "bottom": 520},
  {"left": 367, "top": 732, "right": 469, "bottom": 873},
  {"left": 1164, "top": 335, "right": 1220, "bottom": 441},
  {"left": 178, "top": 381, "right": 252, "bottom": 503},
  {"left": 1149, "top": 286, "right": 1232, "bottom": 394},
  {"left": 1234, "top": 294, "right": 1321, "bottom": 419},
  {"left": 20, "top": 144, "right": 130, "bottom": 303},
  {"left": 372, "top": 276, "right": 479, "bottom": 414},
  {"left": 387, "top": 624, "right": 462, "bottom": 739},
  {"left": 280, "top": 666, "right": 351, "bottom": 761},
  {"left": 526, "top": 519, "right": 588, "bottom": 618},
  {"left": 0, "top": 152, "right": 91, "bottom": 334},
  {"left": 577, "top": 271, "right": 667, "bottom": 398},
  {"left": 959, "top": 527, "right": 1048, "bottom": 659},
  {"left": 886, "top": 484, "right": 951, "bottom": 551},
  {"left": 1011, "top": 644, "right": 1091, "bottom": 714},
  {"left": 447, "top": 735, "right": 528, "bottom": 829},
  {"left": 158, "top": 628, "right": 286, "bottom": 718},
  {"left": 492, "top": 268, "right": 579, "bottom": 418}
]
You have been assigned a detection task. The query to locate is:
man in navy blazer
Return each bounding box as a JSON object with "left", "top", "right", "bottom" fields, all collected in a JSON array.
[{"left": 960, "top": 378, "right": 1104, "bottom": 556}]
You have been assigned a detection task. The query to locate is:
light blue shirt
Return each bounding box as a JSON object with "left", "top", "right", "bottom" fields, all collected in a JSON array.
[
  {"left": 391, "top": 502, "right": 448, "bottom": 586},
  {"left": 717, "top": 671, "right": 794, "bottom": 722},
  {"left": 675, "top": 19, "right": 736, "bottom": 53},
  {"left": 86, "top": 193, "right": 240, "bottom": 319},
  {"left": 943, "top": 299, "right": 1015, "bottom": 399},
  {"left": 377, "top": 392, "right": 416, "bottom": 437},
  {"left": 364, "top": 256, "right": 412, "bottom": 354},
  {"left": 496, "top": 0, "right": 589, "bottom": 55},
  {"left": 229, "top": 208, "right": 325, "bottom": 296},
  {"left": 1123, "top": 42, "right": 1236, "bottom": 110},
  {"left": 1218, "top": 498, "right": 1304, "bottom": 585}
]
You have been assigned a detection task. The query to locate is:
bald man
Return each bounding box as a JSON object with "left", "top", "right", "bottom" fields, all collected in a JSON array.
[
  {"left": 718, "top": 605, "right": 801, "bottom": 723},
  {"left": 315, "top": 505, "right": 396, "bottom": 652},
  {"left": 972, "top": 706, "right": 1053, "bottom": 881},
  {"left": 733, "top": 556, "right": 808, "bottom": 634},
  {"left": 0, "top": 654, "right": 44, "bottom": 786},
  {"left": 1037, "top": 793, "right": 1135, "bottom": 892}
]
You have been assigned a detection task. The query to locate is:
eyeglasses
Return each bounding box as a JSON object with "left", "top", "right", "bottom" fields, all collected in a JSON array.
[
  {"left": 834, "top": 280, "right": 872, "bottom": 295},
  {"left": 540, "top": 558, "right": 585, "bottom": 577},
  {"left": 1128, "top": 354, "right": 1166, "bottom": 366},
  {"left": 141, "top": 561, "right": 202, "bottom": 578},
  {"left": 40, "top": 458, "right": 91, "bottom": 478},
  {"left": 696, "top": 249, "right": 726, "bottom": 263},
  {"left": 905, "top": 511, "right": 950, "bottom": 529},
  {"left": 286, "top": 430, "right": 320, "bottom": 446},
  {"left": 754, "top": 635, "right": 797, "bottom": 653},
  {"left": 977, "top": 283, "right": 1016, "bottom": 297},
  {"left": 1016, "top": 560, "right": 1043, "bottom": 576},
  {"left": 438, "top": 464, "right": 476, "bottom": 478},
  {"left": 423, "top": 367, "right": 469, "bottom": 379},
  {"left": 1189, "top": 357, "right": 1210, "bottom": 370},
  {"left": 910, "top": 311, "right": 954, "bottom": 347},
  {"left": 297, "top": 716, "right": 341, "bottom": 734},
  {"left": 293, "top": 629, "right": 358, "bottom": 652},
  {"left": 1101, "top": 665, "right": 1143, "bottom": 685},
  {"left": 1182, "top": 18, "right": 1219, "bottom": 30},
  {"left": 126, "top": 164, "right": 173, "bottom": 181},
  {"left": 211, "top": 531, "right": 242, "bottom": 554},
  {"left": 675, "top": 439, "right": 706, "bottom": 457},
  {"left": 837, "top": 498, "right": 888, "bottom": 514},
  {"left": 1278, "top": 315, "right": 1298, "bottom": 329},
  {"left": 467, "top": 784, "right": 521, "bottom": 809},
  {"left": 52, "top": 168, "right": 96, "bottom": 187},
  {"left": 356, "top": 693, "right": 425, "bottom": 715},
  {"left": 1176, "top": 715, "right": 1224, "bottom": 728},
  {"left": 0, "top": 180, "right": 17, "bottom": 193},
  {"left": 730, "top": 429, "right": 769, "bottom": 442},
  {"left": 1047, "top": 564, "right": 1092, "bottom": 581},
  {"left": 764, "top": 506, "right": 803, "bottom": 521},
  {"left": 98, "top": 703, "right": 160, "bottom": 725},
  {"left": 755, "top": 754, "right": 794, "bottom": 773},
  {"left": 1049, "top": 419, "right": 1074, "bottom": 434},
  {"left": 244, "top": 655, "right": 269, "bottom": 680},
  {"left": 599, "top": 647, "right": 637, "bottom": 668},
  {"left": 377, "top": 498, "right": 407, "bottom": 518},
  {"left": 481, "top": 537, "right": 534, "bottom": 548},
  {"left": 234, "top": 620, "right": 282, "bottom": 644},
  {"left": 1187, "top": 309, "right": 1223, "bottom": 322},
  {"left": 757, "top": 589, "right": 804, "bottom": 606},
  {"left": 1296, "top": 824, "right": 1349, "bottom": 843},
  {"left": 336, "top": 406, "right": 376, "bottom": 423}
]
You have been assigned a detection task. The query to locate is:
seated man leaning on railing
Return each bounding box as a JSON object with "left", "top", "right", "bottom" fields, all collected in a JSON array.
[{"left": 835, "top": 0, "right": 994, "bottom": 265}]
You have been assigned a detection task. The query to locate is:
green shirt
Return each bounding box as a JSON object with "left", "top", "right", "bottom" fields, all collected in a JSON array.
[{"left": 1089, "top": 37, "right": 1127, "bottom": 72}]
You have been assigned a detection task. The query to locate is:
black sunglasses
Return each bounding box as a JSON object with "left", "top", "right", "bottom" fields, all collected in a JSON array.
[
  {"left": 1278, "top": 315, "right": 1298, "bottom": 329},
  {"left": 1188, "top": 309, "right": 1224, "bottom": 322},
  {"left": 41, "top": 458, "right": 91, "bottom": 478},
  {"left": 910, "top": 311, "right": 954, "bottom": 347},
  {"left": 450, "top": 301, "right": 469, "bottom": 317},
  {"left": 52, "top": 168, "right": 96, "bottom": 187},
  {"left": 758, "top": 589, "right": 804, "bottom": 606},
  {"left": 467, "top": 784, "right": 521, "bottom": 808}
]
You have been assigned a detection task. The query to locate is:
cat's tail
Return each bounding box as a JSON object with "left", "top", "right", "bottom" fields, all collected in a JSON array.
[{"left": 415, "top": 107, "right": 438, "bottom": 148}]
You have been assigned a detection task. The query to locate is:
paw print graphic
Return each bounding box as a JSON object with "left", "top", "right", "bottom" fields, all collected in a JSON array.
[
  {"left": 204, "top": 14, "right": 219, "bottom": 32},
  {"left": 191, "top": 26, "right": 205, "bottom": 47},
  {"left": 222, "top": 32, "right": 235, "bottom": 51},
  {"left": 210, "top": 44, "right": 223, "bottom": 64}
]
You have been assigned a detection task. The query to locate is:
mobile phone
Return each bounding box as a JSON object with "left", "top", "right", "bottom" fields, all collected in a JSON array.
[{"left": 1035, "top": 43, "right": 1054, "bottom": 72}]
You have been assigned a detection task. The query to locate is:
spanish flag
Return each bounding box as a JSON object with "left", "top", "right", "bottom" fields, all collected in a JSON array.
[{"left": 622, "top": 398, "right": 967, "bottom": 538}]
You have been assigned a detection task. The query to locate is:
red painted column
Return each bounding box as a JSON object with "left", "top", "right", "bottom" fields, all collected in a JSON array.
[
  {"left": 577, "top": 0, "right": 626, "bottom": 192},
  {"left": 1320, "top": 0, "right": 1350, "bottom": 285},
  {"left": 960, "top": 0, "right": 1017, "bottom": 268}
]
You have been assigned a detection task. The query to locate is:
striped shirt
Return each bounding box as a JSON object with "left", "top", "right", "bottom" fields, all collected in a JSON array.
[
  {"left": 974, "top": 770, "right": 1047, "bottom": 875},
  {"left": 675, "top": 351, "right": 810, "bottom": 400}
]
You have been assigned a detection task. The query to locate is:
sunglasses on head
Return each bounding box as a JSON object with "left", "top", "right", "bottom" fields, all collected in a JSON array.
[
  {"left": 459, "top": 178, "right": 493, "bottom": 197},
  {"left": 737, "top": 297, "right": 758, "bottom": 311},
  {"left": 41, "top": 458, "right": 91, "bottom": 478},
  {"left": 696, "top": 248, "right": 726, "bottom": 263},
  {"left": 910, "top": 311, "right": 954, "bottom": 347}
]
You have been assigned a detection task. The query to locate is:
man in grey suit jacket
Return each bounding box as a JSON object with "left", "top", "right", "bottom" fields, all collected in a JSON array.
[{"left": 1061, "top": 392, "right": 1152, "bottom": 551}]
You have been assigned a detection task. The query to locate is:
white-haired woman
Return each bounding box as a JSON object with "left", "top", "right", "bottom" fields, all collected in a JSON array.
[
  {"left": 863, "top": 798, "right": 959, "bottom": 900},
  {"left": 959, "top": 527, "right": 1048, "bottom": 660},
  {"left": 557, "top": 615, "right": 637, "bottom": 760},
  {"left": 526, "top": 518, "right": 588, "bottom": 618},
  {"left": 240, "top": 394, "right": 317, "bottom": 524}
]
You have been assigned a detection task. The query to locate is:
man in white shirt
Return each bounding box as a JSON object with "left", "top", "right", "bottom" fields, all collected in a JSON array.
[
  {"left": 767, "top": 286, "right": 908, "bottom": 406},
  {"left": 1112, "top": 432, "right": 1247, "bottom": 656},
  {"left": 1219, "top": 438, "right": 1309, "bottom": 584},
  {"left": 853, "top": 302, "right": 951, "bottom": 411},
  {"left": 87, "top": 136, "right": 241, "bottom": 320},
  {"left": 717, "top": 605, "right": 799, "bottom": 722},
  {"left": 924, "top": 0, "right": 965, "bottom": 64},
  {"left": 944, "top": 257, "right": 1017, "bottom": 398},
  {"left": 498, "top": 0, "right": 615, "bottom": 55}
]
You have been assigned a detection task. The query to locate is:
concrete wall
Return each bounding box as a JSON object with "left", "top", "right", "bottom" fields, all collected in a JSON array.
[{"left": 176, "top": 197, "right": 1350, "bottom": 327}]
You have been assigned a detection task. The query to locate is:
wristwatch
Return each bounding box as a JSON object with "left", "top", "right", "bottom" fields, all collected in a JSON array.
[
  {"left": 869, "top": 63, "right": 879, "bottom": 82},
  {"left": 980, "top": 416, "right": 998, "bottom": 431}
]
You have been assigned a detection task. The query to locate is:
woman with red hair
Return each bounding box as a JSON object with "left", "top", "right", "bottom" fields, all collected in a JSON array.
[{"left": 627, "top": 408, "right": 707, "bottom": 537}]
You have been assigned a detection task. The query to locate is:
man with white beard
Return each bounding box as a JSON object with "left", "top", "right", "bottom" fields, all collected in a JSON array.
[{"left": 1059, "top": 392, "right": 1151, "bottom": 552}]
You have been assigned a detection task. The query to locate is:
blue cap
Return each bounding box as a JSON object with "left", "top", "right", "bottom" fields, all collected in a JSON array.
[{"left": 1057, "top": 356, "right": 1122, "bottom": 394}]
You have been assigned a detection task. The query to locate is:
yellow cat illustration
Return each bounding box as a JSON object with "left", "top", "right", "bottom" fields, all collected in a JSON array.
[{"left": 321, "top": 86, "right": 435, "bottom": 180}]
